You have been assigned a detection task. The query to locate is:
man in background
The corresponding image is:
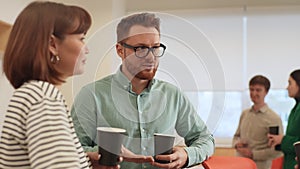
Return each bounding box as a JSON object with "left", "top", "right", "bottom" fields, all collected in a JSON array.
[{"left": 233, "top": 75, "right": 283, "bottom": 169}]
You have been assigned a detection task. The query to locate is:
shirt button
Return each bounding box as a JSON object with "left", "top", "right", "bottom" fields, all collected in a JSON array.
[
  {"left": 141, "top": 128, "right": 145, "bottom": 132},
  {"left": 143, "top": 147, "right": 146, "bottom": 150}
]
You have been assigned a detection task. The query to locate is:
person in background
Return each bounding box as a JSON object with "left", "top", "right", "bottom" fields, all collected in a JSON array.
[
  {"left": 233, "top": 75, "right": 283, "bottom": 169},
  {"left": 0, "top": 1, "right": 121, "bottom": 169},
  {"left": 71, "top": 12, "right": 214, "bottom": 169},
  {"left": 269, "top": 69, "right": 300, "bottom": 169}
]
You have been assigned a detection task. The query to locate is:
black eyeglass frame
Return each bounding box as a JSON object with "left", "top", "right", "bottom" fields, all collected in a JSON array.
[{"left": 121, "top": 43, "right": 166, "bottom": 58}]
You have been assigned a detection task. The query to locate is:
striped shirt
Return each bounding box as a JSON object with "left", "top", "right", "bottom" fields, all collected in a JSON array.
[{"left": 0, "top": 81, "right": 92, "bottom": 169}]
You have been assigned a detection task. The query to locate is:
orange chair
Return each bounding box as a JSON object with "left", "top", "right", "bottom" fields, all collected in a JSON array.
[
  {"left": 271, "top": 156, "right": 283, "bottom": 169},
  {"left": 202, "top": 156, "right": 257, "bottom": 169}
]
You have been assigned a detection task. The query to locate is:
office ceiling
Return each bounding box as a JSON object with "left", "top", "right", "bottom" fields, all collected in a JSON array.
[{"left": 125, "top": 0, "right": 300, "bottom": 11}]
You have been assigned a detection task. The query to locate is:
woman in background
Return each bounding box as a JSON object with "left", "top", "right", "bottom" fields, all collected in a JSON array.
[
  {"left": 269, "top": 69, "right": 300, "bottom": 169},
  {"left": 0, "top": 1, "right": 96, "bottom": 168}
]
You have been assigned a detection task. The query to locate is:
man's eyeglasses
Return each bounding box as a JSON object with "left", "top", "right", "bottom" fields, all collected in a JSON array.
[{"left": 121, "top": 43, "right": 166, "bottom": 58}]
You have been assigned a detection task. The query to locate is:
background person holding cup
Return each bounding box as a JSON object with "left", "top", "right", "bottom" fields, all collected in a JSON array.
[
  {"left": 233, "top": 75, "right": 283, "bottom": 169},
  {"left": 71, "top": 12, "right": 214, "bottom": 169},
  {"left": 268, "top": 69, "right": 300, "bottom": 169}
]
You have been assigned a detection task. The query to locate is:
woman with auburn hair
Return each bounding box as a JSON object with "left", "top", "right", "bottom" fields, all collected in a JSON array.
[{"left": 0, "top": 1, "right": 97, "bottom": 168}]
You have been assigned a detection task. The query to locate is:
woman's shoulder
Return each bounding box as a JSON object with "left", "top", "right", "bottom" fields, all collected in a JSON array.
[{"left": 14, "top": 80, "right": 61, "bottom": 103}]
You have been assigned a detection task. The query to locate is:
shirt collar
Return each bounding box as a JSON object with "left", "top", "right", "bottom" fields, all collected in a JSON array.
[
  {"left": 115, "top": 66, "right": 131, "bottom": 90},
  {"left": 250, "top": 104, "right": 268, "bottom": 113}
]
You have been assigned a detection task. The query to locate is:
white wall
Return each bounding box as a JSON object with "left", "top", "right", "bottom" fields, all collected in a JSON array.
[
  {"left": 0, "top": 57, "right": 14, "bottom": 133},
  {"left": 154, "top": 8, "right": 244, "bottom": 91},
  {"left": 0, "top": 0, "right": 32, "bottom": 24},
  {"left": 0, "top": 0, "right": 28, "bottom": 133},
  {"left": 247, "top": 6, "right": 300, "bottom": 89}
]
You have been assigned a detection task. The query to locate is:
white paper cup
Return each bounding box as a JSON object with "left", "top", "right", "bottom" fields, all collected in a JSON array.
[
  {"left": 269, "top": 126, "right": 279, "bottom": 135},
  {"left": 97, "top": 127, "right": 126, "bottom": 166},
  {"left": 294, "top": 141, "right": 300, "bottom": 167},
  {"left": 154, "top": 133, "right": 175, "bottom": 163}
]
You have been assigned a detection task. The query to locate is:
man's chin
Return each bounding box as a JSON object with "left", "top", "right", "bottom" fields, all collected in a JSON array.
[{"left": 135, "top": 71, "right": 156, "bottom": 80}]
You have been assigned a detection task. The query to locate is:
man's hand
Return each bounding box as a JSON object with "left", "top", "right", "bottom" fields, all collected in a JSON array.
[
  {"left": 235, "top": 142, "right": 248, "bottom": 148},
  {"left": 121, "top": 145, "right": 154, "bottom": 163},
  {"left": 268, "top": 134, "right": 283, "bottom": 147},
  {"left": 86, "top": 152, "right": 121, "bottom": 169},
  {"left": 234, "top": 139, "right": 248, "bottom": 149},
  {"left": 236, "top": 147, "right": 253, "bottom": 158},
  {"left": 151, "top": 146, "right": 188, "bottom": 169}
]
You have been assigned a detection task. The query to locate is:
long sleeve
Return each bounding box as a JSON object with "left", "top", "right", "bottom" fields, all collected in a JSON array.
[
  {"left": 71, "top": 86, "right": 99, "bottom": 152},
  {"left": 26, "top": 99, "right": 81, "bottom": 168},
  {"left": 0, "top": 81, "right": 90, "bottom": 169},
  {"left": 282, "top": 102, "right": 300, "bottom": 154},
  {"left": 176, "top": 93, "right": 214, "bottom": 166},
  {"left": 252, "top": 115, "right": 283, "bottom": 161},
  {"left": 252, "top": 148, "right": 282, "bottom": 161},
  {"left": 281, "top": 102, "right": 300, "bottom": 169},
  {"left": 232, "top": 112, "right": 245, "bottom": 147},
  {"left": 282, "top": 135, "right": 300, "bottom": 154}
]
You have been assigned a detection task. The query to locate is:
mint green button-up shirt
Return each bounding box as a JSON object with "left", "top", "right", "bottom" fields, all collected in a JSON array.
[{"left": 71, "top": 68, "right": 214, "bottom": 169}]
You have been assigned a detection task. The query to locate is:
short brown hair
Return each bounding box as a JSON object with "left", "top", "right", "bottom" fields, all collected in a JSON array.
[
  {"left": 3, "top": 1, "right": 92, "bottom": 89},
  {"left": 117, "top": 12, "right": 160, "bottom": 43},
  {"left": 249, "top": 75, "right": 271, "bottom": 92}
]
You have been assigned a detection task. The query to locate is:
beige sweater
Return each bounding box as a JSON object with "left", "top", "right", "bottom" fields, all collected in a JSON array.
[{"left": 233, "top": 104, "right": 283, "bottom": 169}]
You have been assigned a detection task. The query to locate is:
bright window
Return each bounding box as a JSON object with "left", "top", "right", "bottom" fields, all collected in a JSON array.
[{"left": 185, "top": 90, "right": 295, "bottom": 146}]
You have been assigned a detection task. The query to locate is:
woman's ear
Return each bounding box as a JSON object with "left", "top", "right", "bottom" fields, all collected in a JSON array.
[{"left": 49, "top": 35, "right": 58, "bottom": 56}]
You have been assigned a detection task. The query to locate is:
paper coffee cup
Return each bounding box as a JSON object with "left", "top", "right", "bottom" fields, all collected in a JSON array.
[
  {"left": 97, "top": 127, "right": 126, "bottom": 166},
  {"left": 269, "top": 126, "right": 279, "bottom": 135},
  {"left": 294, "top": 141, "right": 300, "bottom": 167},
  {"left": 154, "top": 133, "right": 175, "bottom": 163}
]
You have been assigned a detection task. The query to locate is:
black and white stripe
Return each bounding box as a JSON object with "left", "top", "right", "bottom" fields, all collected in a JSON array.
[{"left": 0, "top": 81, "right": 92, "bottom": 169}]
